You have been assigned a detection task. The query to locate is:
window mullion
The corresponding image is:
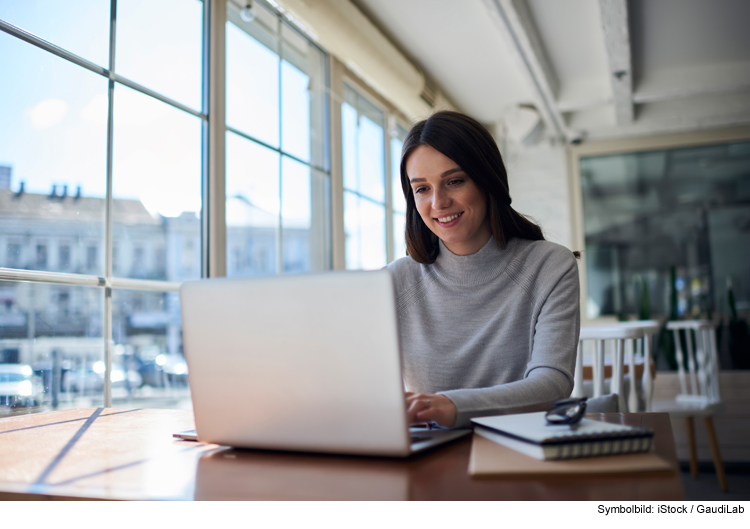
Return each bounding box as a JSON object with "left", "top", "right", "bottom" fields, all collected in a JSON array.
[
  {"left": 207, "top": 0, "right": 227, "bottom": 278},
  {"left": 276, "top": 12, "right": 283, "bottom": 275},
  {"left": 102, "top": 0, "right": 118, "bottom": 408}
]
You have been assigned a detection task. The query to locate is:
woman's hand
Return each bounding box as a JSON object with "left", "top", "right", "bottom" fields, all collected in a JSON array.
[{"left": 405, "top": 392, "right": 457, "bottom": 428}]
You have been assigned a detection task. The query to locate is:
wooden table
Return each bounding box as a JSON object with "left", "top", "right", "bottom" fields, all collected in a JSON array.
[{"left": 0, "top": 408, "right": 684, "bottom": 500}]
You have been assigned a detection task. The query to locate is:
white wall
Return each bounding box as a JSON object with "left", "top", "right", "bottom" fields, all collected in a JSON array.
[{"left": 503, "top": 140, "right": 574, "bottom": 250}]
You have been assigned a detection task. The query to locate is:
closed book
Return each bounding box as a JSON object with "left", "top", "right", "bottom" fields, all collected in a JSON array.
[{"left": 471, "top": 412, "right": 654, "bottom": 461}]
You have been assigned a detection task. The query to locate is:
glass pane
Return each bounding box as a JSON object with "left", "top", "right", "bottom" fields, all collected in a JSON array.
[
  {"left": 391, "top": 126, "right": 408, "bottom": 213},
  {"left": 226, "top": 132, "right": 280, "bottom": 277},
  {"left": 112, "top": 84, "right": 202, "bottom": 281},
  {"left": 359, "top": 114, "right": 385, "bottom": 202},
  {"left": 0, "top": 0, "right": 110, "bottom": 67},
  {"left": 281, "top": 60, "right": 310, "bottom": 162},
  {"left": 392, "top": 212, "right": 407, "bottom": 262},
  {"left": 111, "top": 289, "right": 190, "bottom": 409},
  {"left": 344, "top": 192, "right": 361, "bottom": 270},
  {"left": 0, "top": 281, "right": 103, "bottom": 416},
  {"left": 580, "top": 142, "right": 750, "bottom": 320},
  {"left": 345, "top": 192, "right": 386, "bottom": 270},
  {"left": 280, "top": 157, "right": 329, "bottom": 273},
  {"left": 226, "top": 6, "right": 280, "bottom": 148},
  {"left": 281, "top": 156, "right": 310, "bottom": 273},
  {"left": 280, "top": 23, "right": 327, "bottom": 167},
  {"left": 341, "top": 85, "right": 385, "bottom": 202},
  {"left": 0, "top": 32, "right": 107, "bottom": 274},
  {"left": 342, "top": 102, "right": 358, "bottom": 192},
  {"left": 116, "top": 0, "right": 203, "bottom": 111}
]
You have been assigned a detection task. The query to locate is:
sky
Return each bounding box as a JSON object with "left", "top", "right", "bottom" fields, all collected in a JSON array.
[{"left": 0, "top": 0, "right": 314, "bottom": 220}]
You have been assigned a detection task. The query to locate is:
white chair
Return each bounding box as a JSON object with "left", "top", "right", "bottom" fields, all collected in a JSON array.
[
  {"left": 573, "top": 325, "right": 644, "bottom": 414},
  {"left": 616, "top": 320, "right": 661, "bottom": 412},
  {"left": 652, "top": 320, "right": 727, "bottom": 491}
]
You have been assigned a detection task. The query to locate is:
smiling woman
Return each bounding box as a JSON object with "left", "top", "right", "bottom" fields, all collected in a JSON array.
[
  {"left": 406, "top": 145, "right": 491, "bottom": 257},
  {"left": 388, "top": 111, "right": 581, "bottom": 428}
]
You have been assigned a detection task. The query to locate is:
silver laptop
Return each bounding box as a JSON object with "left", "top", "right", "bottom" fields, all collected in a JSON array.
[{"left": 178, "top": 269, "right": 470, "bottom": 456}]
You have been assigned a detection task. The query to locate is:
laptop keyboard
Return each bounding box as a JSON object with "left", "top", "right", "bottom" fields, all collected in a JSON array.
[{"left": 410, "top": 435, "right": 431, "bottom": 444}]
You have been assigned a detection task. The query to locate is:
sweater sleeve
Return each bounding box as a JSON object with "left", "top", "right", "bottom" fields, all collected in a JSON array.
[{"left": 439, "top": 254, "right": 580, "bottom": 428}]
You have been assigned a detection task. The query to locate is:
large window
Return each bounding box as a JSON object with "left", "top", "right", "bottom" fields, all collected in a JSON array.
[
  {"left": 0, "top": 0, "right": 206, "bottom": 413},
  {"left": 225, "top": 1, "right": 330, "bottom": 276},
  {"left": 0, "top": 0, "right": 334, "bottom": 415}
]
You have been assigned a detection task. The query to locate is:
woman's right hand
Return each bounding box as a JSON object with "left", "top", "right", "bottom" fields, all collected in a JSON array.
[{"left": 405, "top": 392, "right": 457, "bottom": 428}]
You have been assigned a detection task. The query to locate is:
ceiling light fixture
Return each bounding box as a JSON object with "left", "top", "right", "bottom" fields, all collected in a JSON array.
[{"left": 240, "top": 0, "right": 257, "bottom": 22}]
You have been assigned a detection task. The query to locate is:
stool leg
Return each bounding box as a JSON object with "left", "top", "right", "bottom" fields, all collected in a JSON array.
[
  {"left": 685, "top": 417, "right": 698, "bottom": 479},
  {"left": 704, "top": 416, "right": 728, "bottom": 492}
]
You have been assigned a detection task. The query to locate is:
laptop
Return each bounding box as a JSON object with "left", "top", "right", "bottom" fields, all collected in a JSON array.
[{"left": 177, "top": 269, "right": 470, "bottom": 456}]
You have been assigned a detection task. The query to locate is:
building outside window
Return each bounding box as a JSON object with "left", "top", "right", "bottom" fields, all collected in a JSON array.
[
  {"left": 34, "top": 244, "right": 47, "bottom": 270},
  {"left": 6, "top": 243, "right": 21, "bottom": 269},
  {"left": 58, "top": 244, "right": 71, "bottom": 270},
  {"left": 86, "top": 245, "right": 98, "bottom": 272}
]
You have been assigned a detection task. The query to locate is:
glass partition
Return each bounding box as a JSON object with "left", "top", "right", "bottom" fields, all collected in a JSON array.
[{"left": 581, "top": 142, "right": 750, "bottom": 321}]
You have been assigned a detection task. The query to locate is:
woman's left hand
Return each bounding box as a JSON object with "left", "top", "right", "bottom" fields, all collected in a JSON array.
[{"left": 405, "top": 392, "right": 458, "bottom": 427}]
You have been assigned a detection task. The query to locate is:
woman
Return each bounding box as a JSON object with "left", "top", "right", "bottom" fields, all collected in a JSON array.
[{"left": 387, "top": 111, "right": 580, "bottom": 428}]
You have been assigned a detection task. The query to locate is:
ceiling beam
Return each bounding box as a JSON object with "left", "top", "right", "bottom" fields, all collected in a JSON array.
[
  {"left": 482, "top": 0, "right": 567, "bottom": 140},
  {"left": 598, "top": 0, "right": 633, "bottom": 124},
  {"left": 580, "top": 112, "right": 750, "bottom": 141}
]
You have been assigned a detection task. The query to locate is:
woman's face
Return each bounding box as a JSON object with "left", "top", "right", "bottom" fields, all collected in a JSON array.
[{"left": 406, "top": 144, "right": 491, "bottom": 256}]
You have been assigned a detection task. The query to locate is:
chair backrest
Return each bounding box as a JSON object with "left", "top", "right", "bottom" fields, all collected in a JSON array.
[
  {"left": 615, "top": 320, "right": 661, "bottom": 412},
  {"left": 574, "top": 325, "right": 644, "bottom": 413},
  {"left": 666, "top": 320, "right": 721, "bottom": 404}
]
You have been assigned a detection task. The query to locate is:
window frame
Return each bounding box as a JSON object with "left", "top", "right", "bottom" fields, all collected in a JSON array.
[
  {"left": 329, "top": 60, "right": 413, "bottom": 268},
  {"left": 223, "top": 1, "right": 332, "bottom": 276}
]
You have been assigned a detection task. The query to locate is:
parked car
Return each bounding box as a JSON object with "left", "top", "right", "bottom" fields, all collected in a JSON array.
[
  {"left": 62, "top": 361, "right": 143, "bottom": 393},
  {"left": 0, "top": 364, "right": 41, "bottom": 409},
  {"left": 139, "top": 354, "right": 188, "bottom": 388}
]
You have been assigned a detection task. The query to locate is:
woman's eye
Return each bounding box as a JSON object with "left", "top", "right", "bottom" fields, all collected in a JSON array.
[
  {"left": 414, "top": 186, "right": 427, "bottom": 194},
  {"left": 448, "top": 178, "right": 464, "bottom": 186}
]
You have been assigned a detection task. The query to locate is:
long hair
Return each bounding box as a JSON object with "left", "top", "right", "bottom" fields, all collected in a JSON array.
[{"left": 400, "top": 111, "right": 545, "bottom": 264}]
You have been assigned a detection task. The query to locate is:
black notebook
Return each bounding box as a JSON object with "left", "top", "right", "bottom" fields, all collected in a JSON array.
[{"left": 471, "top": 412, "right": 654, "bottom": 461}]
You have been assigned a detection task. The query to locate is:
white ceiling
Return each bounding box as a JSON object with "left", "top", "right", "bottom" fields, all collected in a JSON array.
[{"left": 352, "top": 0, "right": 750, "bottom": 143}]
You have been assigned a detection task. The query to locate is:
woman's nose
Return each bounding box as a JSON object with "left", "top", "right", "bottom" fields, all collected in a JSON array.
[{"left": 432, "top": 188, "right": 452, "bottom": 209}]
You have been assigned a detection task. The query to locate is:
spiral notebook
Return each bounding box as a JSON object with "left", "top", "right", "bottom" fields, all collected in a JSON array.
[{"left": 471, "top": 411, "right": 654, "bottom": 461}]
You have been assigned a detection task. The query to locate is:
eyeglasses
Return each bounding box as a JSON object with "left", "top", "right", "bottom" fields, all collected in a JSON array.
[{"left": 545, "top": 397, "right": 588, "bottom": 427}]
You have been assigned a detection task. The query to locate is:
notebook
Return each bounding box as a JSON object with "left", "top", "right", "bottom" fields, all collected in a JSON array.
[
  {"left": 179, "top": 269, "right": 471, "bottom": 456},
  {"left": 471, "top": 411, "right": 654, "bottom": 460},
  {"left": 468, "top": 434, "right": 672, "bottom": 476}
]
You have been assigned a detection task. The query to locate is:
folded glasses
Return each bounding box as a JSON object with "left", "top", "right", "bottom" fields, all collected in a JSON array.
[{"left": 545, "top": 397, "right": 588, "bottom": 427}]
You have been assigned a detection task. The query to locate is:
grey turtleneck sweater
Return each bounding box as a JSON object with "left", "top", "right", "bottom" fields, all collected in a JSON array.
[{"left": 387, "top": 236, "right": 580, "bottom": 428}]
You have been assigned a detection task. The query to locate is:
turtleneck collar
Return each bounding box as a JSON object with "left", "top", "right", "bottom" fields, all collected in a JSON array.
[{"left": 430, "top": 236, "right": 519, "bottom": 287}]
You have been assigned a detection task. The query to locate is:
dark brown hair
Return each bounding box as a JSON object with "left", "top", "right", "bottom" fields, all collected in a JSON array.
[{"left": 400, "top": 111, "right": 546, "bottom": 264}]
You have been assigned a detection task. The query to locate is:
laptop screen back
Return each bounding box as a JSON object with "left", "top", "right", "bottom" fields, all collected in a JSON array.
[{"left": 180, "top": 270, "right": 411, "bottom": 456}]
